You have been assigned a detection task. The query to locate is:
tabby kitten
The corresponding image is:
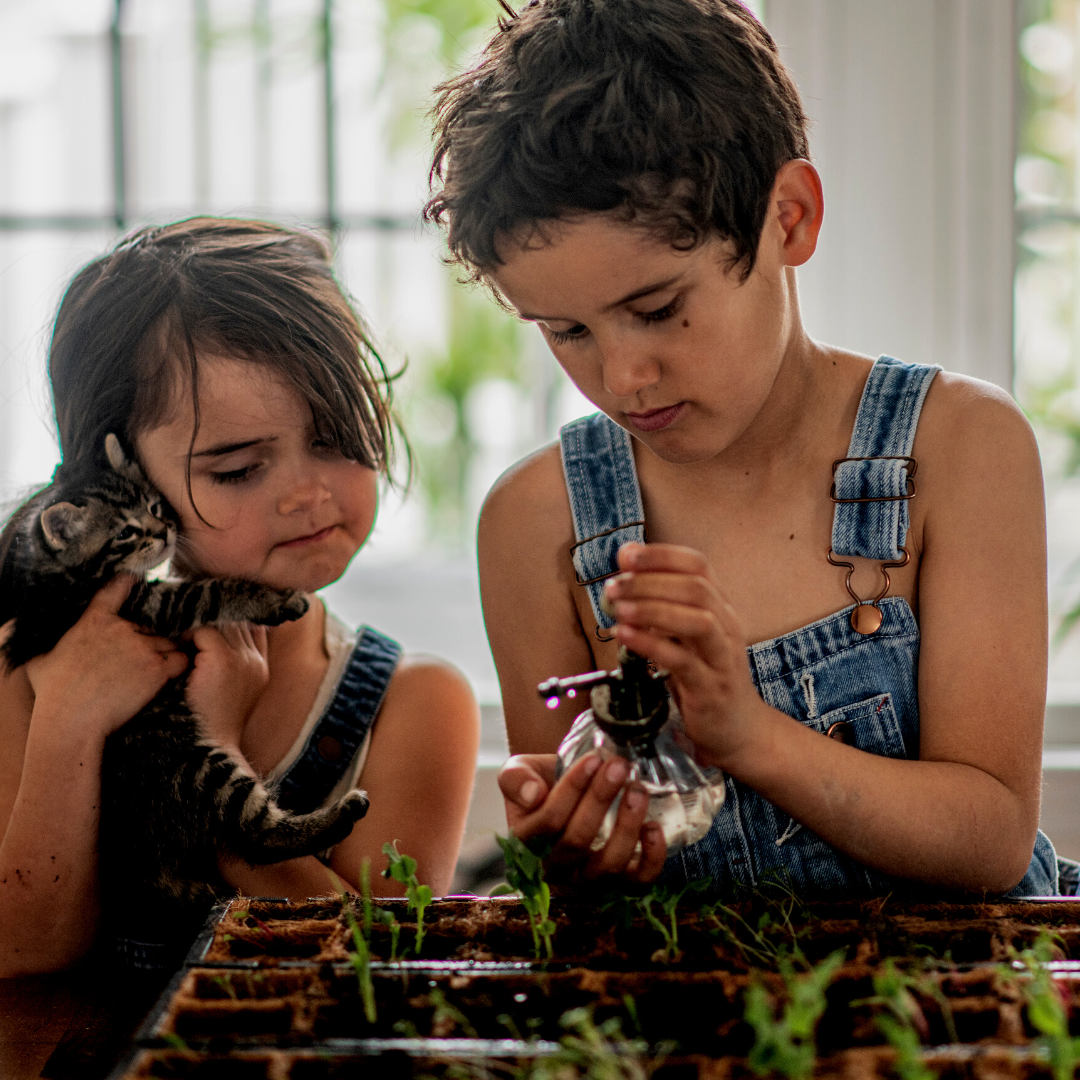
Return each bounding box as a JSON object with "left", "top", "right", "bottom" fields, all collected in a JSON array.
[{"left": 0, "top": 434, "right": 369, "bottom": 919}]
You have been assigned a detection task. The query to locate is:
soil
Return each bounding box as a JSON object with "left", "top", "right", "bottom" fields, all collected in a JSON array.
[{"left": 107, "top": 895, "right": 1080, "bottom": 1080}]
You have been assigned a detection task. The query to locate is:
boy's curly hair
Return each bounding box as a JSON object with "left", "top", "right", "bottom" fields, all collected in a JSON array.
[{"left": 426, "top": 0, "right": 809, "bottom": 282}]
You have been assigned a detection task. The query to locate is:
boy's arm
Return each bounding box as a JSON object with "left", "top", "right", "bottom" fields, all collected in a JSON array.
[
  {"left": 477, "top": 444, "right": 599, "bottom": 755},
  {"left": 478, "top": 445, "right": 667, "bottom": 882},
  {"left": 607, "top": 373, "right": 1046, "bottom": 894}
]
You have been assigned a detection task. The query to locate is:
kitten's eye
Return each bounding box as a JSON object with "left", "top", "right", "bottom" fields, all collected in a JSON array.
[
  {"left": 116, "top": 525, "right": 140, "bottom": 541},
  {"left": 148, "top": 501, "right": 163, "bottom": 519}
]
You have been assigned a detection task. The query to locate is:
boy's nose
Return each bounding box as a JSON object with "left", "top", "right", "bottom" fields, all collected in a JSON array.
[{"left": 597, "top": 340, "right": 662, "bottom": 400}]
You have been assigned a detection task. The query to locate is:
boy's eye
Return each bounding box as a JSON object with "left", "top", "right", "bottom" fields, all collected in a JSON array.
[
  {"left": 210, "top": 466, "right": 255, "bottom": 485},
  {"left": 635, "top": 294, "right": 684, "bottom": 324}
]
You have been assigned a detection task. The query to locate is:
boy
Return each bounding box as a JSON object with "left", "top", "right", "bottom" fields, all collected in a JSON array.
[{"left": 427, "top": 0, "right": 1059, "bottom": 897}]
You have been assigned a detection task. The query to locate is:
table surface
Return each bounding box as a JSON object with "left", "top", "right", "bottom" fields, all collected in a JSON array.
[{"left": 0, "top": 965, "right": 163, "bottom": 1080}]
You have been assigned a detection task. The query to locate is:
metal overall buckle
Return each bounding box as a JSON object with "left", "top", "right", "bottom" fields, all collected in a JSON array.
[
  {"left": 828, "top": 456, "right": 917, "bottom": 635},
  {"left": 571, "top": 521, "right": 648, "bottom": 641}
]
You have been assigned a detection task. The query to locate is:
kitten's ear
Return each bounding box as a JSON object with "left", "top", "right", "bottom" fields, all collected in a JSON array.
[
  {"left": 40, "top": 502, "right": 89, "bottom": 550},
  {"left": 105, "top": 433, "right": 144, "bottom": 483}
]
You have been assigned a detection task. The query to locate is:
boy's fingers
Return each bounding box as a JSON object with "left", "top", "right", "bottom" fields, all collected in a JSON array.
[
  {"left": 631, "top": 823, "right": 667, "bottom": 882},
  {"left": 585, "top": 784, "right": 649, "bottom": 877},
  {"left": 613, "top": 599, "right": 719, "bottom": 640},
  {"left": 553, "top": 756, "right": 630, "bottom": 853},
  {"left": 606, "top": 571, "right": 720, "bottom": 609},
  {"left": 498, "top": 758, "right": 553, "bottom": 812},
  {"left": 617, "top": 542, "right": 711, "bottom": 577}
]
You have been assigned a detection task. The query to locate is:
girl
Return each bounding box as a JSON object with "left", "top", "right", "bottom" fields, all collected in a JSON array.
[
  {"left": 429, "top": 0, "right": 1061, "bottom": 897},
  {"left": 0, "top": 218, "right": 479, "bottom": 976}
]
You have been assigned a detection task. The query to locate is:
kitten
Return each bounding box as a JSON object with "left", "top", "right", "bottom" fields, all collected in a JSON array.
[{"left": 0, "top": 434, "right": 369, "bottom": 922}]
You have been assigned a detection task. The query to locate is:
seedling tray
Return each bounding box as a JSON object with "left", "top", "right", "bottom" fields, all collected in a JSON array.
[
  {"left": 189, "top": 896, "right": 1080, "bottom": 970},
  {"left": 105, "top": 895, "right": 1080, "bottom": 1080}
]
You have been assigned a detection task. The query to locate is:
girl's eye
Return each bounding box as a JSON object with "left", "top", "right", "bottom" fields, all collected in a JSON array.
[
  {"left": 547, "top": 323, "right": 590, "bottom": 347},
  {"left": 116, "top": 525, "right": 139, "bottom": 541},
  {"left": 210, "top": 466, "right": 255, "bottom": 485},
  {"left": 635, "top": 294, "right": 684, "bottom": 325}
]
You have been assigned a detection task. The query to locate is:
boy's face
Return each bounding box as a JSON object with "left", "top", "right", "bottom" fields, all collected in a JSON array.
[
  {"left": 135, "top": 355, "right": 378, "bottom": 593},
  {"left": 490, "top": 210, "right": 800, "bottom": 466}
]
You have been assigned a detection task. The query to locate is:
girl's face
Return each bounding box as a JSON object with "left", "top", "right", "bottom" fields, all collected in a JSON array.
[
  {"left": 489, "top": 206, "right": 803, "bottom": 466},
  {"left": 135, "top": 354, "right": 378, "bottom": 593}
]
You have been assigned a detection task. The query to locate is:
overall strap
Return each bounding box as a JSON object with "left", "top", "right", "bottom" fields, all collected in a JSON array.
[
  {"left": 831, "top": 356, "right": 941, "bottom": 561},
  {"left": 273, "top": 626, "right": 402, "bottom": 815},
  {"left": 561, "top": 412, "right": 645, "bottom": 631}
]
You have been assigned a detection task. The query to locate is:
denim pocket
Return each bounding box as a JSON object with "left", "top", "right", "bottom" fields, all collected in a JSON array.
[{"left": 774, "top": 693, "right": 907, "bottom": 847}]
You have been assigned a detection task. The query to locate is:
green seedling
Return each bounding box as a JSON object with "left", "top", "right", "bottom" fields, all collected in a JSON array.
[
  {"left": 427, "top": 986, "right": 479, "bottom": 1038},
  {"left": 359, "top": 857, "right": 402, "bottom": 962},
  {"left": 535, "top": 1006, "right": 652, "bottom": 1080},
  {"left": 745, "top": 950, "right": 845, "bottom": 1080},
  {"left": 636, "top": 879, "right": 709, "bottom": 963},
  {"left": 705, "top": 878, "right": 811, "bottom": 968},
  {"left": 492, "top": 833, "right": 556, "bottom": 959},
  {"left": 852, "top": 960, "right": 934, "bottom": 1080},
  {"left": 210, "top": 974, "right": 238, "bottom": 1002},
  {"left": 327, "top": 869, "right": 377, "bottom": 1024},
  {"left": 383, "top": 840, "right": 434, "bottom": 956},
  {"left": 1010, "top": 933, "right": 1080, "bottom": 1080}
]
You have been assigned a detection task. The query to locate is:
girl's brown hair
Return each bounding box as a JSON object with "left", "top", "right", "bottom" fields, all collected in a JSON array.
[{"left": 49, "top": 217, "right": 397, "bottom": 482}]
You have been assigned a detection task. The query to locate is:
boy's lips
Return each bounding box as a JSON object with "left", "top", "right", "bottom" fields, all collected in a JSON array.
[
  {"left": 277, "top": 525, "right": 337, "bottom": 548},
  {"left": 625, "top": 402, "right": 688, "bottom": 432}
]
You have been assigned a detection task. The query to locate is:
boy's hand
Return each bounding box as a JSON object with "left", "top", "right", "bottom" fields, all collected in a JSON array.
[
  {"left": 185, "top": 623, "right": 269, "bottom": 752},
  {"left": 24, "top": 574, "right": 189, "bottom": 737},
  {"left": 604, "top": 542, "right": 764, "bottom": 768},
  {"left": 498, "top": 752, "right": 667, "bottom": 883}
]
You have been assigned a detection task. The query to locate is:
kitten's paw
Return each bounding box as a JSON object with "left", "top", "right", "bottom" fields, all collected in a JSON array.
[
  {"left": 258, "top": 590, "right": 310, "bottom": 626},
  {"left": 340, "top": 788, "right": 370, "bottom": 821}
]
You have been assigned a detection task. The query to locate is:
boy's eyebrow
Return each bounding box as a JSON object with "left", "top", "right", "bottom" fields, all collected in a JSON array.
[
  {"left": 191, "top": 437, "right": 276, "bottom": 458},
  {"left": 520, "top": 275, "right": 683, "bottom": 321}
]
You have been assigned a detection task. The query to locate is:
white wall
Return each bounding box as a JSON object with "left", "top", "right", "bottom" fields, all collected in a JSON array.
[{"left": 765, "top": 0, "right": 1016, "bottom": 390}]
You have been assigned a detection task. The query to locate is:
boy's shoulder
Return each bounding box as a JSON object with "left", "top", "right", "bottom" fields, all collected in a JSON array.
[
  {"left": 478, "top": 441, "right": 576, "bottom": 551},
  {"left": 916, "top": 369, "right": 1036, "bottom": 464}
]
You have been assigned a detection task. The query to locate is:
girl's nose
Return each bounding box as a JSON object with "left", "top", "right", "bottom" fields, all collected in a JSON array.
[{"left": 277, "top": 472, "right": 332, "bottom": 516}]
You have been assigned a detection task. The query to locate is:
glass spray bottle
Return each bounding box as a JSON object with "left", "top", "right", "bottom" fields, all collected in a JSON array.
[{"left": 538, "top": 647, "right": 726, "bottom": 853}]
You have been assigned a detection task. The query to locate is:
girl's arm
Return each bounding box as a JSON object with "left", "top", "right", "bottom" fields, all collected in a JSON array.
[
  {"left": 0, "top": 575, "right": 189, "bottom": 975},
  {"left": 604, "top": 379, "right": 1047, "bottom": 893}
]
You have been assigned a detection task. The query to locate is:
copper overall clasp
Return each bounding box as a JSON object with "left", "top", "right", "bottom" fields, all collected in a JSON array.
[{"left": 828, "top": 456, "right": 917, "bottom": 635}]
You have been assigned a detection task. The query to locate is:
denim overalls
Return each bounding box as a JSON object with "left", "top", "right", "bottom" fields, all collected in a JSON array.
[
  {"left": 113, "top": 625, "right": 401, "bottom": 972},
  {"left": 561, "top": 356, "right": 1058, "bottom": 899}
]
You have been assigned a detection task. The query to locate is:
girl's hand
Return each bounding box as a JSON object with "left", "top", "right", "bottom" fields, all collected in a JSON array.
[
  {"left": 24, "top": 574, "right": 189, "bottom": 736},
  {"left": 498, "top": 752, "right": 667, "bottom": 883},
  {"left": 605, "top": 542, "right": 765, "bottom": 768},
  {"left": 185, "top": 623, "right": 270, "bottom": 751}
]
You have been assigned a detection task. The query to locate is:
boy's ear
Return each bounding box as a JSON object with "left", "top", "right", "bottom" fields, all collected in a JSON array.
[
  {"left": 40, "top": 502, "right": 89, "bottom": 550},
  {"left": 105, "top": 433, "right": 145, "bottom": 483},
  {"left": 772, "top": 159, "right": 824, "bottom": 269}
]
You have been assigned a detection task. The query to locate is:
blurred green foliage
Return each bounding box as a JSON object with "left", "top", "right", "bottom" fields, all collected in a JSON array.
[{"left": 380, "top": 0, "right": 534, "bottom": 545}]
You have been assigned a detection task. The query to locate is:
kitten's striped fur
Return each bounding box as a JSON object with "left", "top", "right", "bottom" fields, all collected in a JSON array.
[{"left": 0, "top": 435, "right": 369, "bottom": 918}]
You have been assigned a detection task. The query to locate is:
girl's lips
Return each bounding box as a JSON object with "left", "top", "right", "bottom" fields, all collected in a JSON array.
[
  {"left": 277, "top": 525, "right": 336, "bottom": 548},
  {"left": 625, "top": 402, "right": 688, "bottom": 433}
]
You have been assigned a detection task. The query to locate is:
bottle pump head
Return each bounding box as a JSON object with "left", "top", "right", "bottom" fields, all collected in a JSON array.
[{"left": 537, "top": 647, "right": 669, "bottom": 747}]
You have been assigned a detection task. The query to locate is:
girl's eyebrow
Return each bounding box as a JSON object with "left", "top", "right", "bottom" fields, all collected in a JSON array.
[
  {"left": 191, "top": 437, "right": 276, "bottom": 458},
  {"left": 520, "top": 274, "right": 684, "bottom": 321}
]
